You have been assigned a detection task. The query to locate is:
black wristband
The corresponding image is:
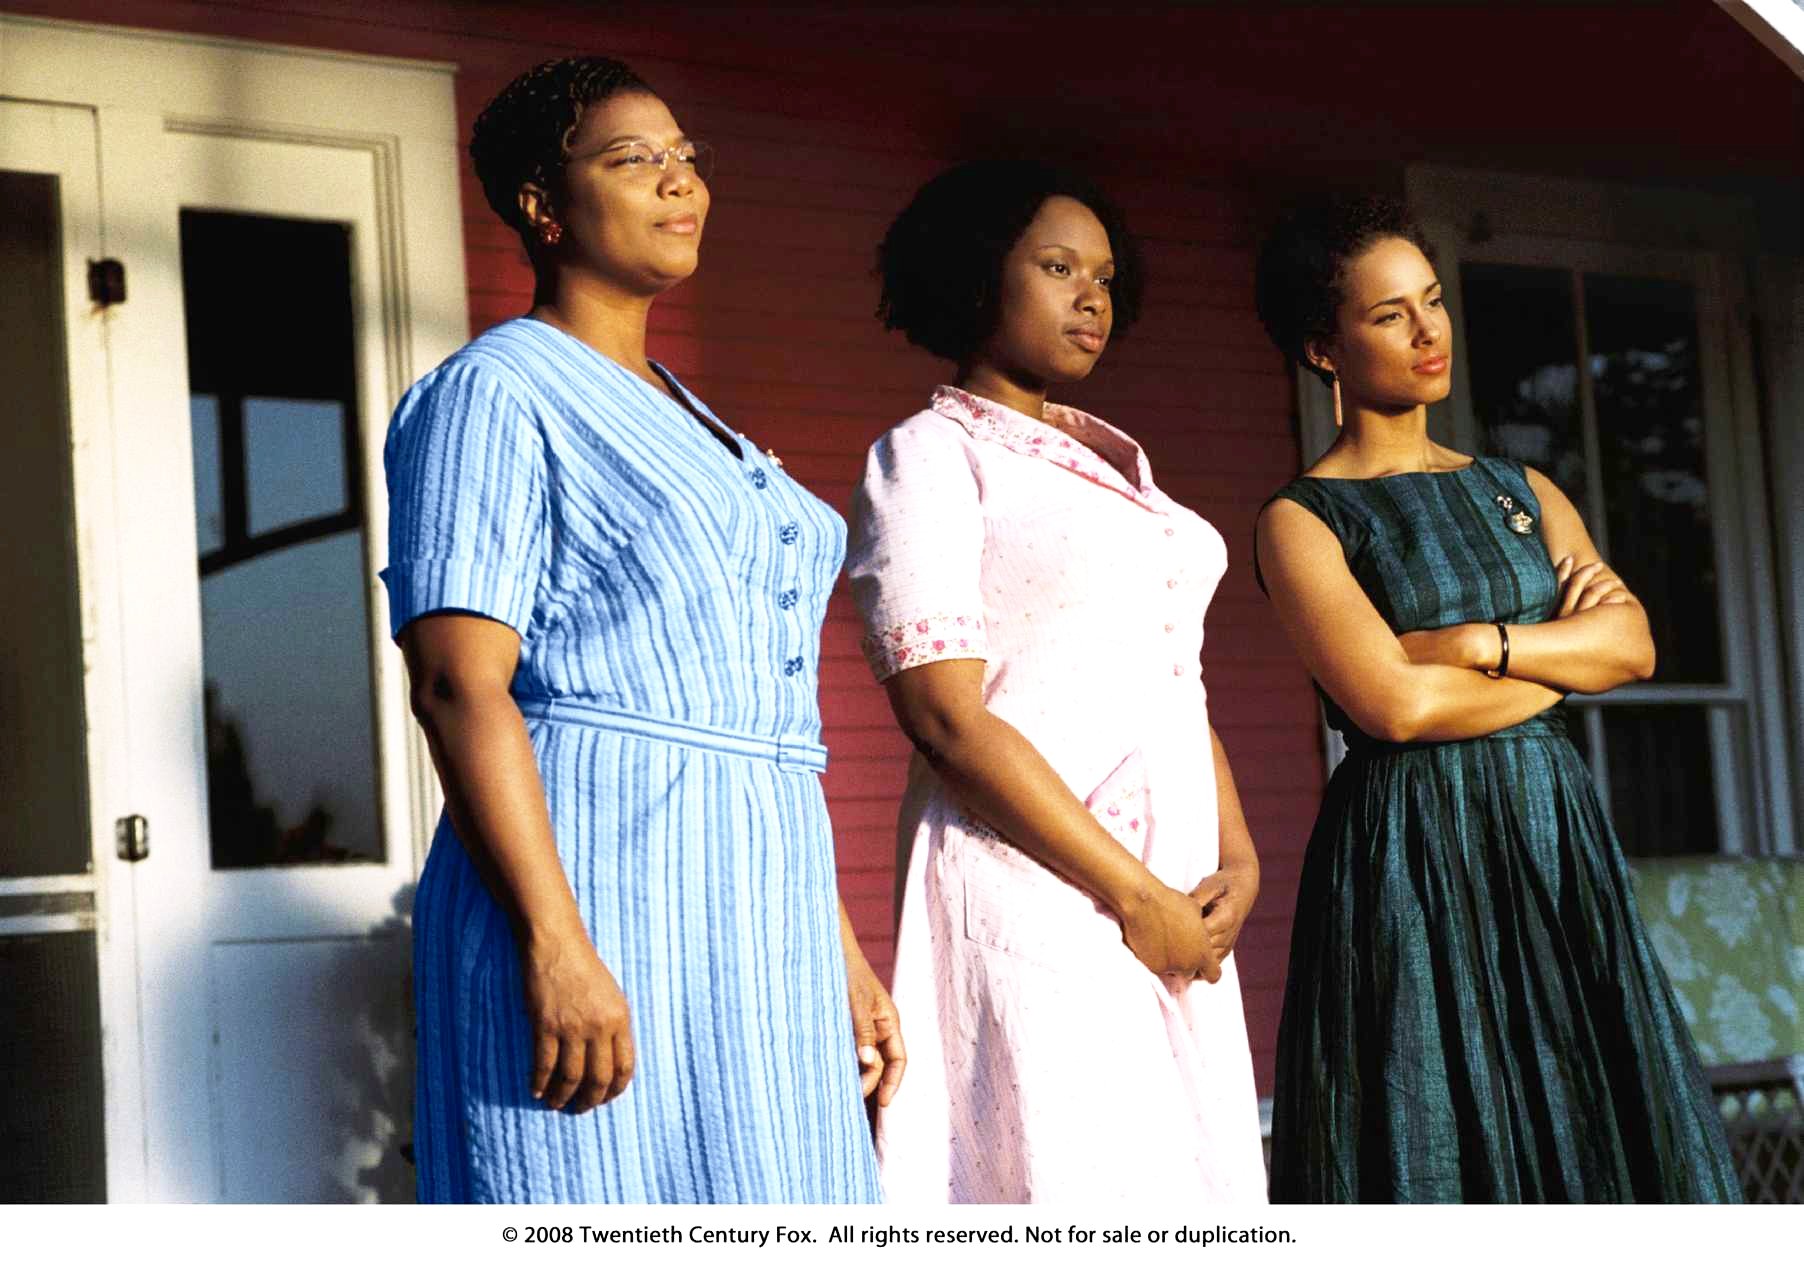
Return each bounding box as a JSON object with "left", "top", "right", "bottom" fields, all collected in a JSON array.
[{"left": 1489, "top": 622, "right": 1510, "bottom": 679}]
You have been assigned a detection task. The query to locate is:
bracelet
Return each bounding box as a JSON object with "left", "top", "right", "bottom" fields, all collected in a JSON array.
[{"left": 1486, "top": 622, "right": 1510, "bottom": 679}]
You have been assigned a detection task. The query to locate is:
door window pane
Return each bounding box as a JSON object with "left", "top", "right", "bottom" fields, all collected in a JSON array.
[
  {"left": 244, "top": 397, "right": 349, "bottom": 537},
  {"left": 1584, "top": 274, "right": 1723, "bottom": 684},
  {"left": 191, "top": 394, "right": 226, "bottom": 558},
  {"left": 200, "top": 534, "right": 381, "bottom": 866},
  {"left": 181, "top": 211, "right": 381, "bottom": 868}
]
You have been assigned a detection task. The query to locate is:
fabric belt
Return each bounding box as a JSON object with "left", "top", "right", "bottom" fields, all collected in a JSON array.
[{"left": 513, "top": 697, "right": 828, "bottom": 774}]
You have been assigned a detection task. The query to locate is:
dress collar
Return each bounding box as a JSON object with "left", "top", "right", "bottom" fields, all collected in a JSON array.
[{"left": 928, "top": 385, "right": 1167, "bottom": 512}]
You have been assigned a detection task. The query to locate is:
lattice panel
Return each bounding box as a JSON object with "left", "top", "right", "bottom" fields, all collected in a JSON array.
[{"left": 1712, "top": 1060, "right": 1804, "bottom": 1205}]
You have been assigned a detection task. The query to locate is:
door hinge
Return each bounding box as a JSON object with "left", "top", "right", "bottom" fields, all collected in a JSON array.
[
  {"left": 87, "top": 258, "right": 127, "bottom": 307},
  {"left": 115, "top": 814, "right": 150, "bottom": 862}
]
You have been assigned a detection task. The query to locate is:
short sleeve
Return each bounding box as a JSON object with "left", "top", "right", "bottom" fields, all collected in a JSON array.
[
  {"left": 846, "top": 416, "right": 990, "bottom": 681},
  {"left": 379, "top": 359, "right": 548, "bottom": 639}
]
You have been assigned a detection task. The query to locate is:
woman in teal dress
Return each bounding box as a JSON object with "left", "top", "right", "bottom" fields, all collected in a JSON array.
[{"left": 1251, "top": 194, "right": 1740, "bottom": 1202}]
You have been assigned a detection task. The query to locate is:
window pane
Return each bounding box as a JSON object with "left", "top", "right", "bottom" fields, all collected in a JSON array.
[
  {"left": 181, "top": 210, "right": 380, "bottom": 869},
  {"left": 244, "top": 397, "right": 348, "bottom": 536},
  {"left": 0, "top": 168, "right": 91, "bottom": 878},
  {"left": 1600, "top": 705, "right": 1720, "bottom": 856},
  {"left": 1584, "top": 274, "right": 1722, "bottom": 684},
  {"left": 1459, "top": 263, "right": 1590, "bottom": 520},
  {"left": 191, "top": 394, "right": 225, "bottom": 557},
  {"left": 200, "top": 533, "right": 381, "bottom": 866}
]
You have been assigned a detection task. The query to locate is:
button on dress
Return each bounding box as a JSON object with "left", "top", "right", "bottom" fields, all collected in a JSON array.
[
  {"left": 383, "top": 318, "right": 880, "bottom": 1203},
  {"left": 846, "top": 386, "right": 1268, "bottom": 1204}
]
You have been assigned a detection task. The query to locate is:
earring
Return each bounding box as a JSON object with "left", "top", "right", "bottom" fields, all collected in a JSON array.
[
  {"left": 1331, "top": 374, "right": 1343, "bottom": 428},
  {"left": 540, "top": 221, "right": 563, "bottom": 247}
]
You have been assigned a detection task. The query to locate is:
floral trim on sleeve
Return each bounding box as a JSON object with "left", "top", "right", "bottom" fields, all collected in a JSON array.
[{"left": 860, "top": 612, "right": 989, "bottom": 681}]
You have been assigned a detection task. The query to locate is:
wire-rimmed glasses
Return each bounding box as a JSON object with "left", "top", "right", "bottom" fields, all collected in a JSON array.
[{"left": 566, "top": 139, "right": 715, "bottom": 184}]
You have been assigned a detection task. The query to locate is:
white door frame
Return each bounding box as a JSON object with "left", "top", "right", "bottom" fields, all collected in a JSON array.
[{"left": 0, "top": 14, "right": 466, "bottom": 1200}]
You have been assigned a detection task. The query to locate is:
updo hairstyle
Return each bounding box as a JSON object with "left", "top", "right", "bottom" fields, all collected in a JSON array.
[{"left": 1254, "top": 192, "right": 1436, "bottom": 386}]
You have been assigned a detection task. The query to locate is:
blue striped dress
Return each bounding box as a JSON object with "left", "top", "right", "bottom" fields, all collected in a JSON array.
[{"left": 382, "top": 317, "right": 881, "bottom": 1204}]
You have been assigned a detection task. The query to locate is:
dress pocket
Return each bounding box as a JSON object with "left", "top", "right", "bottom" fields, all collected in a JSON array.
[
  {"left": 956, "top": 748, "right": 1152, "bottom": 969},
  {"left": 1084, "top": 747, "right": 1152, "bottom": 862}
]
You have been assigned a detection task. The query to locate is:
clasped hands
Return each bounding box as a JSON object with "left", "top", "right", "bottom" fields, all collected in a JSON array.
[
  {"left": 1118, "top": 858, "right": 1258, "bottom": 986},
  {"left": 1397, "top": 554, "right": 1629, "bottom": 669}
]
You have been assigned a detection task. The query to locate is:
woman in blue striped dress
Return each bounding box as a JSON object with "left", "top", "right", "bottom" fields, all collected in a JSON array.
[{"left": 382, "top": 57, "right": 900, "bottom": 1203}]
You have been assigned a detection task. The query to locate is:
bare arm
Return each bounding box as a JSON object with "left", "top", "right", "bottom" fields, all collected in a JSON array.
[
  {"left": 883, "top": 658, "right": 1219, "bottom": 981},
  {"left": 1187, "top": 727, "right": 1260, "bottom": 971},
  {"left": 1398, "top": 469, "right": 1656, "bottom": 692},
  {"left": 401, "top": 612, "right": 632, "bottom": 1112},
  {"left": 1257, "top": 499, "right": 1563, "bottom": 743}
]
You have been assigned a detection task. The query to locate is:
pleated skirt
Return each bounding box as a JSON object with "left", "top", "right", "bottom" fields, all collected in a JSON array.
[
  {"left": 412, "top": 720, "right": 883, "bottom": 1203},
  {"left": 1268, "top": 723, "right": 1741, "bottom": 1203}
]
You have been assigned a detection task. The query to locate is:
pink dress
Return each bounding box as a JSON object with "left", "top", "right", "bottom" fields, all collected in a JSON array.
[{"left": 847, "top": 386, "right": 1268, "bottom": 1204}]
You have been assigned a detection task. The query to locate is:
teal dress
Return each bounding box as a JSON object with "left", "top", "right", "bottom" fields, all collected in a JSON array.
[{"left": 1259, "top": 458, "right": 1739, "bottom": 1203}]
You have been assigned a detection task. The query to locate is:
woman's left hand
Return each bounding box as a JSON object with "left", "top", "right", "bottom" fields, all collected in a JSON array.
[
  {"left": 1188, "top": 860, "right": 1259, "bottom": 978},
  {"left": 841, "top": 912, "right": 906, "bottom": 1105}
]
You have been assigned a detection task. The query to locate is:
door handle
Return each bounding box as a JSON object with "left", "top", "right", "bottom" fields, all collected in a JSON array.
[{"left": 116, "top": 814, "right": 149, "bottom": 862}]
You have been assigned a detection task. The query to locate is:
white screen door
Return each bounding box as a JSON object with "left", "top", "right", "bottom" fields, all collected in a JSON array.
[{"left": 0, "top": 97, "right": 141, "bottom": 1204}]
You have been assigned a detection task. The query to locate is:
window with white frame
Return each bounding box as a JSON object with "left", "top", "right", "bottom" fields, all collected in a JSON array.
[
  {"left": 1448, "top": 244, "right": 1786, "bottom": 856},
  {"left": 1297, "top": 175, "right": 1795, "bottom": 857}
]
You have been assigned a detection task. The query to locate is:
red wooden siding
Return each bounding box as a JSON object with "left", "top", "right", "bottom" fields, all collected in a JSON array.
[
  {"left": 18, "top": 0, "right": 1800, "bottom": 1097},
  {"left": 453, "top": 58, "right": 1322, "bottom": 1046}
]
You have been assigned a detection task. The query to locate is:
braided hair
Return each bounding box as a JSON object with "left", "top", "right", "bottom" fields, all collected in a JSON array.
[{"left": 470, "top": 56, "right": 655, "bottom": 246}]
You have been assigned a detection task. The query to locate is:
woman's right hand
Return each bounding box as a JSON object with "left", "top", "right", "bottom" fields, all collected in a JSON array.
[
  {"left": 1117, "top": 882, "right": 1221, "bottom": 984},
  {"left": 521, "top": 926, "right": 635, "bottom": 1113}
]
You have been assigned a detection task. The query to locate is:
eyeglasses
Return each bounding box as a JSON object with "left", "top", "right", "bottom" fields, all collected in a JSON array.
[{"left": 566, "top": 139, "right": 715, "bottom": 184}]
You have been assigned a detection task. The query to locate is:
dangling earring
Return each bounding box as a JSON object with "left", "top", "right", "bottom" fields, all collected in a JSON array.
[
  {"left": 1331, "top": 373, "right": 1343, "bottom": 428},
  {"left": 540, "top": 221, "right": 563, "bottom": 247}
]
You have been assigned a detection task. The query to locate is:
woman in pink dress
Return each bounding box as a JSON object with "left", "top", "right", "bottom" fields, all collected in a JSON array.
[{"left": 847, "top": 162, "right": 1268, "bottom": 1204}]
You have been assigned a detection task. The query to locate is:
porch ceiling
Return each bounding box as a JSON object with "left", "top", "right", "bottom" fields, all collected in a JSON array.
[{"left": 7, "top": 1, "right": 1799, "bottom": 189}]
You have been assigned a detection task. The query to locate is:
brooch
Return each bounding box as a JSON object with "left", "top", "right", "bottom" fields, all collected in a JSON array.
[{"left": 1495, "top": 493, "right": 1534, "bottom": 535}]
